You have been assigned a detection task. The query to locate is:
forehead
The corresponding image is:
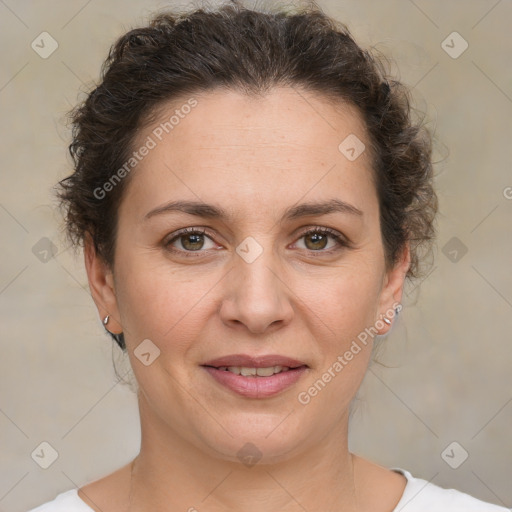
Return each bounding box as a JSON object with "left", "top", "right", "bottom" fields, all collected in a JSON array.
[
  {"left": 139, "top": 86, "right": 370, "bottom": 152},
  {"left": 123, "top": 87, "right": 376, "bottom": 219}
]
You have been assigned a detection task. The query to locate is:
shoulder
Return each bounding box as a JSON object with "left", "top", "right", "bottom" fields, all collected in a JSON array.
[
  {"left": 26, "top": 489, "right": 93, "bottom": 512},
  {"left": 391, "top": 467, "right": 510, "bottom": 512},
  {"left": 27, "top": 461, "right": 132, "bottom": 512}
]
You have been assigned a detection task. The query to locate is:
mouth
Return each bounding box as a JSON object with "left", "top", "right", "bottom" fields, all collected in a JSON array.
[
  {"left": 201, "top": 353, "right": 309, "bottom": 369},
  {"left": 200, "top": 354, "right": 309, "bottom": 398},
  {"left": 208, "top": 365, "right": 305, "bottom": 377}
]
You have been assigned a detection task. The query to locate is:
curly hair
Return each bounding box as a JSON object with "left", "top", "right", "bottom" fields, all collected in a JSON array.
[{"left": 56, "top": 1, "right": 438, "bottom": 351}]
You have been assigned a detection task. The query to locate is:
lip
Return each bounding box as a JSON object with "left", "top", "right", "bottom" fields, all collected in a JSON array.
[
  {"left": 201, "top": 354, "right": 308, "bottom": 369},
  {"left": 202, "top": 365, "right": 308, "bottom": 398},
  {"left": 201, "top": 354, "right": 310, "bottom": 398}
]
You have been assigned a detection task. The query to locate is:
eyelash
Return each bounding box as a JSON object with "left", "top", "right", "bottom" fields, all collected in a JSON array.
[{"left": 164, "top": 226, "right": 350, "bottom": 257}]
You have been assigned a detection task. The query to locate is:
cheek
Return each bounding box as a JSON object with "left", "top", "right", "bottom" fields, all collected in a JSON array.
[
  {"left": 305, "top": 262, "right": 382, "bottom": 340},
  {"left": 114, "top": 253, "right": 218, "bottom": 346},
  {"left": 299, "top": 264, "right": 381, "bottom": 381},
  {"left": 295, "top": 273, "right": 379, "bottom": 413}
]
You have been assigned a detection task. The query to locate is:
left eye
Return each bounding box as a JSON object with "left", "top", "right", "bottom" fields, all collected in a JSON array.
[{"left": 294, "top": 228, "right": 345, "bottom": 252}]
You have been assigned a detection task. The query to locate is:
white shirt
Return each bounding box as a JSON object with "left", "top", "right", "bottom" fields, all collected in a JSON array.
[{"left": 27, "top": 468, "right": 510, "bottom": 511}]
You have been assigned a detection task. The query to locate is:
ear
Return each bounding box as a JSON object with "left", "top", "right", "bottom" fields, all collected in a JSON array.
[
  {"left": 376, "top": 241, "right": 410, "bottom": 334},
  {"left": 84, "top": 232, "right": 123, "bottom": 334}
]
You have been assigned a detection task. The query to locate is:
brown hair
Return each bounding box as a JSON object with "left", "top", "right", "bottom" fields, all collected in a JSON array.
[{"left": 57, "top": 1, "right": 438, "bottom": 351}]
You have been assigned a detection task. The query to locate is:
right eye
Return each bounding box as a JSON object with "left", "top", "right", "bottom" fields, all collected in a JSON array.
[{"left": 164, "top": 227, "right": 218, "bottom": 255}]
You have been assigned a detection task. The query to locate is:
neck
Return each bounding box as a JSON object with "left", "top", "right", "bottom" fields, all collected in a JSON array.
[{"left": 127, "top": 393, "right": 360, "bottom": 512}]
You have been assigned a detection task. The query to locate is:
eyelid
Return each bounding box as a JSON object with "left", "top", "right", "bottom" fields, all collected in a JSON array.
[
  {"left": 293, "top": 226, "right": 351, "bottom": 251},
  {"left": 164, "top": 225, "right": 351, "bottom": 256},
  {"left": 164, "top": 227, "right": 218, "bottom": 250}
]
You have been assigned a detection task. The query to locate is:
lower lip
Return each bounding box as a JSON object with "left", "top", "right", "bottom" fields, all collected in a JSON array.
[{"left": 202, "top": 366, "right": 308, "bottom": 398}]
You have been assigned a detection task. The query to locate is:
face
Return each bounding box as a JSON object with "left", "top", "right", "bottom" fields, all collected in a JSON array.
[{"left": 86, "top": 87, "right": 409, "bottom": 464}]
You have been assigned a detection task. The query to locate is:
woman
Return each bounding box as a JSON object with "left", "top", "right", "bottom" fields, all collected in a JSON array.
[{"left": 28, "top": 2, "right": 509, "bottom": 511}]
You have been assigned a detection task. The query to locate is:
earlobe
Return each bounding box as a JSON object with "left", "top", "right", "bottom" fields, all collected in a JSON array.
[{"left": 83, "top": 233, "right": 123, "bottom": 334}]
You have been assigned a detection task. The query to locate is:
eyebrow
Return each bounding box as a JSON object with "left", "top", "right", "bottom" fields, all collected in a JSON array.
[{"left": 143, "top": 198, "right": 363, "bottom": 222}]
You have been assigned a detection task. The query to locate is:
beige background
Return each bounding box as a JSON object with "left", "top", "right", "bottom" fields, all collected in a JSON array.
[{"left": 1, "top": 0, "right": 511, "bottom": 510}]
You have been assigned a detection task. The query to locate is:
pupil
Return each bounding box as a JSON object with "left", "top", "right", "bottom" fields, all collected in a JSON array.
[
  {"left": 307, "top": 233, "right": 327, "bottom": 250},
  {"left": 183, "top": 234, "right": 203, "bottom": 250}
]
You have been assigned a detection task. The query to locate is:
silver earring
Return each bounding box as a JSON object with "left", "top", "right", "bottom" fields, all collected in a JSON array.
[
  {"left": 103, "top": 315, "right": 109, "bottom": 325},
  {"left": 383, "top": 317, "right": 391, "bottom": 325}
]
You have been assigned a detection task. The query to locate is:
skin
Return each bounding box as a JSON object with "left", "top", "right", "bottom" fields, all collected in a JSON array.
[{"left": 82, "top": 86, "right": 410, "bottom": 512}]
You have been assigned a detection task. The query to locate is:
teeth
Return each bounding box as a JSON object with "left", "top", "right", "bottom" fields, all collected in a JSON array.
[
  {"left": 218, "top": 366, "right": 291, "bottom": 376},
  {"left": 254, "top": 366, "right": 278, "bottom": 377}
]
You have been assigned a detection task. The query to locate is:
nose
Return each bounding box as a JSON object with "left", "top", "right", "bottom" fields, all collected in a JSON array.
[{"left": 219, "top": 245, "right": 294, "bottom": 335}]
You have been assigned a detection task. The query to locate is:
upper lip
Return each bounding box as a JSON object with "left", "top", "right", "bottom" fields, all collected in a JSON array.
[{"left": 201, "top": 354, "right": 308, "bottom": 368}]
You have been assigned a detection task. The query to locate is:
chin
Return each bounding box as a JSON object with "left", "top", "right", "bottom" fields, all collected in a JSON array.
[{"left": 194, "top": 413, "right": 314, "bottom": 466}]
